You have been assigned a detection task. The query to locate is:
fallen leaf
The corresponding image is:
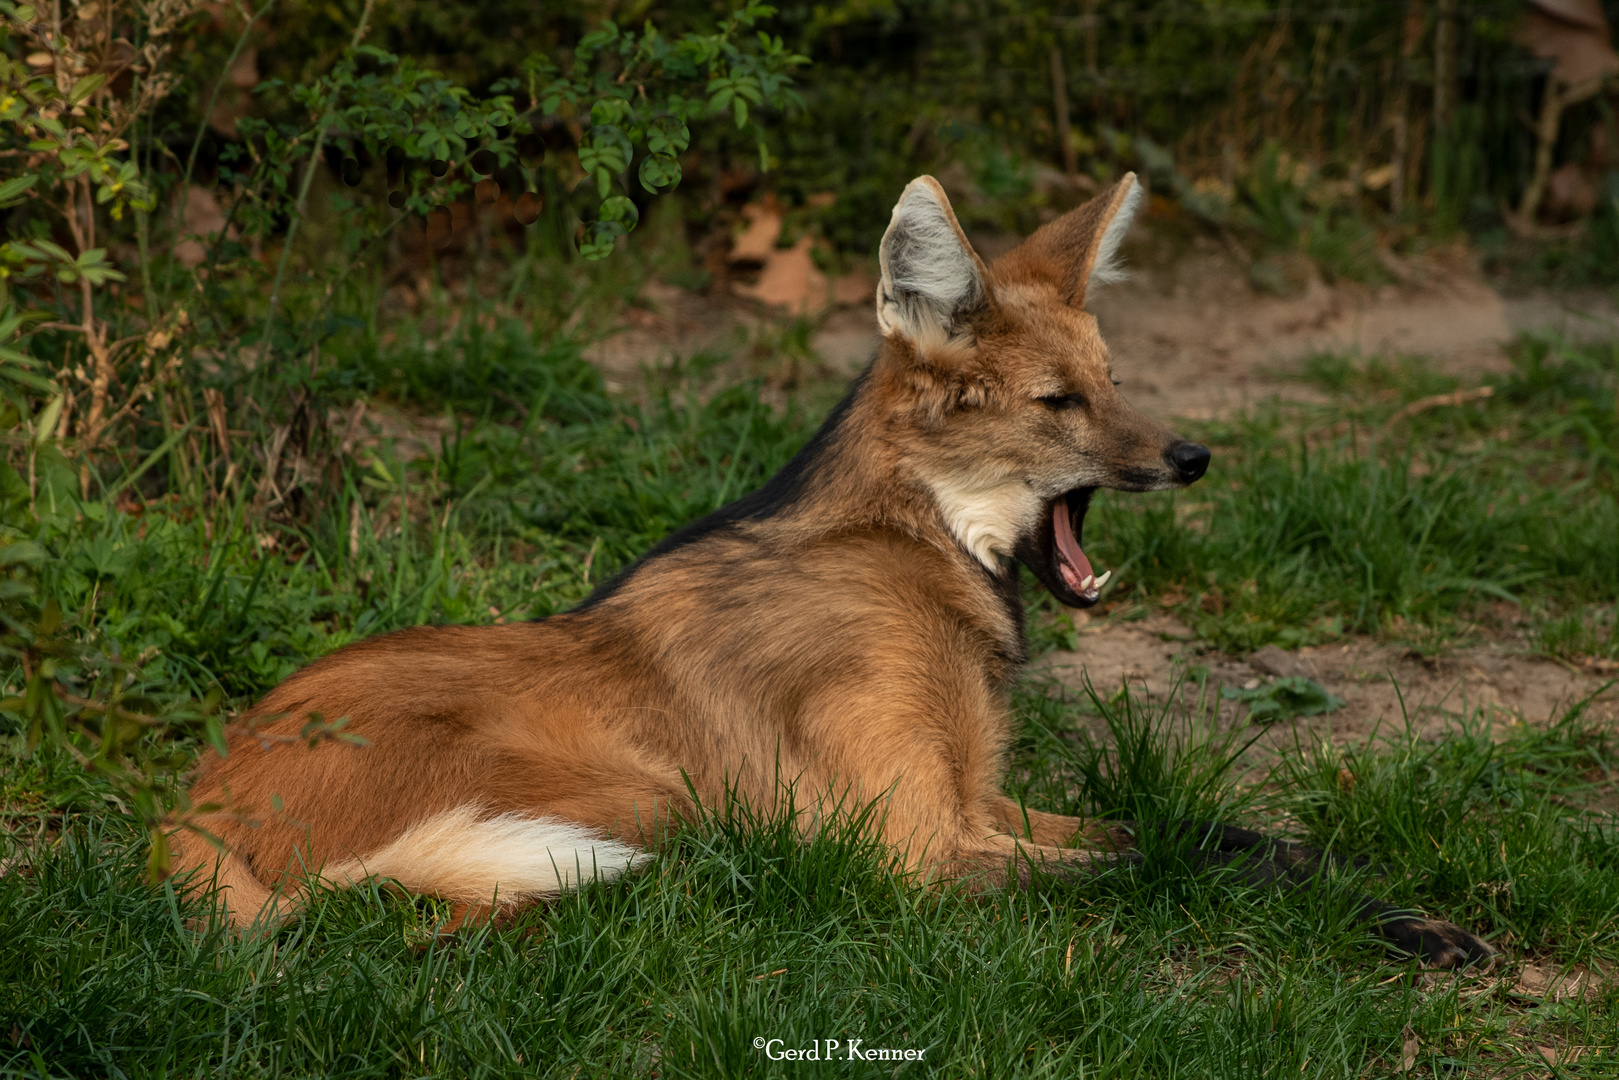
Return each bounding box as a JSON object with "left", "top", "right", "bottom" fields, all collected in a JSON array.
[
  {"left": 1520, "top": 2, "right": 1619, "bottom": 85},
  {"left": 832, "top": 270, "right": 875, "bottom": 306},
  {"left": 729, "top": 201, "right": 782, "bottom": 263},
  {"left": 732, "top": 237, "right": 828, "bottom": 315},
  {"left": 1514, "top": 961, "right": 1609, "bottom": 1001},
  {"left": 1400, "top": 1025, "right": 1419, "bottom": 1073}
]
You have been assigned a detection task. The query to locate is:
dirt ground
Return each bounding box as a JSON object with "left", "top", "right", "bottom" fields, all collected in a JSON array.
[
  {"left": 1037, "top": 611, "right": 1618, "bottom": 759},
  {"left": 587, "top": 220, "right": 1619, "bottom": 748}
]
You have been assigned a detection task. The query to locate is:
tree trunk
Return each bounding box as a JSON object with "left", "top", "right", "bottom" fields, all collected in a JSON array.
[
  {"left": 1050, "top": 44, "right": 1077, "bottom": 177},
  {"left": 1433, "top": 0, "right": 1459, "bottom": 131},
  {"left": 1389, "top": 0, "right": 1427, "bottom": 215}
]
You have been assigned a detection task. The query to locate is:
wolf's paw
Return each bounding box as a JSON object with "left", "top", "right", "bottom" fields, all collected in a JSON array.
[{"left": 1382, "top": 917, "right": 1499, "bottom": 969}]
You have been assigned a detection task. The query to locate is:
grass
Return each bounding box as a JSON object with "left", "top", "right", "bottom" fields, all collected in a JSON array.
[
  {"left": 1, "top": 298, "right": 1617, "bottom": 1075},
  {"left": 3, "top": 683, "right": 1615, "bottom": 1077}
]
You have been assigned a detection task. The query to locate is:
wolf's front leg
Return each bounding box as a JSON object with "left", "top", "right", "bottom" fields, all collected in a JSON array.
[
  {"left": 928, "top": 835, "right": 1135, "bottom": 891},
  {"left": 988, "top": 795, "right": 1135, "bottom": 851}
]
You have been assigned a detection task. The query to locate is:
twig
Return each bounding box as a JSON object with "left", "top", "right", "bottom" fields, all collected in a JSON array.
[
  {"left": 171, "top": 0, "right": 277, "bottom": 264},
  {"left": 1517, "top": 74, "right": 1609, "bottom": 227},
  {"left": 1384, "top": 386, "right": 1494, "bottom": 427}
]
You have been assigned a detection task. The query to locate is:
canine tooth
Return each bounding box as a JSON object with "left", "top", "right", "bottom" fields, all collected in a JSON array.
[
  {"left": 1094, "top": 570, "right": 1112, "bottom": 589},
  {"left": 1079, "top": 574, "right": 1094, "bottom": 591}
]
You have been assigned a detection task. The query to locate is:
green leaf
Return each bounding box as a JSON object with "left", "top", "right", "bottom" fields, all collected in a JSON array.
[
  {"left": 0, "top": 362, "right": 56, "bottom": 393},
  {"left": 645, "top": 115, "right": 689, "bottom": 155},
  {"left": 577, "top": 124, "right": 631, "bottom": 188},
  {"left": 1221, "top": 676, "right": 1345, "bottom": 724},
  {"left": 0, "top": 175, "right": 37, "bottom": 208},
  {"left": 30, "top": 239, "right": 72, "bottom": 262},
  {"left": 576, "top": 220, "right": 622, "bottom": 261},
  {"left": 32, "top": 394, "right": 62, "bottom": 445},
  {"left": 590, "top": 97, "right": 632, "bottom": 126},
  {"left": 68, "top": 73, "right": 106, "bottom": 105},
  {"left": 599, "top": 195, "right": 639, "bottom": 232},
  {"left": 37, "top": 598, "right": 61, "bottom": 636},
  {"left": 578, "top": 21, "right": 620, "bottom": 53},
  {"left": 78, "top": 264, "right": 127, "bottom": 285},
  {"left": 638, "top": 152, "right": 681, "bottom": 193},
  {"left": 205, "top": 714, "right": 228, "bottom": 758},
  {"left": 0, "top": 541, "right": 45, "bottom": 567}
]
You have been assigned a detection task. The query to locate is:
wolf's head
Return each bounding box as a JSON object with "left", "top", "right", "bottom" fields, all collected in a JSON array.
[{"left": 870, "top": 173, "right": 1209, "bottom": 609}]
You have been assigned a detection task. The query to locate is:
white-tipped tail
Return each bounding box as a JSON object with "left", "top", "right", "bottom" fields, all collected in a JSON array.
[{"left": 324, "top": 805, "right": 649, "bottom": 905}]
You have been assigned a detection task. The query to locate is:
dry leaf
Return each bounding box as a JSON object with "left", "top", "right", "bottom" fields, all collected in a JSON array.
[
  {"left": 1399, "top": 1025, "right": 1419, "bottom": 1073},
  {"left": 729, "top": 201, "right": 783, "bottom": 263},
  {"left": 831, "top": 270, "right": 875, "bottom": 307},
  {"left": 1520, "top": 3, "right": 1619, "bottom": 86},
  {"left": 732, "top": 237, "right": 828, "bottom": 315},
  {"left": 1514, "top": 962, "right": 1609, "bottom": 1001},
  {"left": 1533, "top": 1044, "right": 1584, "bottom": 1066}
]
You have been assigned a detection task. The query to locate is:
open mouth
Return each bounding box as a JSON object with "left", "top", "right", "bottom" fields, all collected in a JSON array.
[
  {"left": 1053, "top": 489, "right": 1110, "bottom": 603},
  {"left": 1016, "top": 487, "right": 1111, "bottom": 608}
]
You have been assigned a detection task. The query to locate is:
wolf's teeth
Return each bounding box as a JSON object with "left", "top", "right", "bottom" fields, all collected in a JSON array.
[{"left": 1094, "top": 569, "right": 1112, "bottom": 590}]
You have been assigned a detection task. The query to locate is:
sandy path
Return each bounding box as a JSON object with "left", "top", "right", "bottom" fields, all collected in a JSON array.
[{"left": 1035, "top": 613, "right": 1617, "bottom": 760}]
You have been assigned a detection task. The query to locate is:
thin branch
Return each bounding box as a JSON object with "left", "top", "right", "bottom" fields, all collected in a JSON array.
[
  {"left": 1385, "top": 386, "right": 1495, "bottom": 427},
  {"left": 170, "top": 0, "right": 277, "bottom": 268},
  {"left": 258, "top": 0, "right": 377, "bottom": 356}
]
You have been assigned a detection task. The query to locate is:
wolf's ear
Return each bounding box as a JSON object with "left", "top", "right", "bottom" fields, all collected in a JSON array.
[
  {"left": 995, "top": 172, "right": 1143, "bottom": 308},
  {"left": 877, "top": 177, "right": 993, "bottom": 346}
]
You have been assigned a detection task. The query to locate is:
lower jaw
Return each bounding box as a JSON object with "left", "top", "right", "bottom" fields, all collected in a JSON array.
[
  {"left": 1054, "top": 490, "right": 1106, "bottom": 604},
  {"left": 1059, "top": 562, "right": 1109, "bottom": 605}
]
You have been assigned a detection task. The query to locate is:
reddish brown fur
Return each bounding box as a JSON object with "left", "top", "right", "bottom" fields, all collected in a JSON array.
[{"left": 176, "top": 176, "right": 1201, "bottom": 923}]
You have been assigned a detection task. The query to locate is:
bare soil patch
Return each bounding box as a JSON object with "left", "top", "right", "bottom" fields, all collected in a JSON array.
[
  {"left": 1087, "top": 230, "right": 1619, "bottom": 420},
  {"left": 1036, "top": 613, "right": 1618, "bottom": 763}
]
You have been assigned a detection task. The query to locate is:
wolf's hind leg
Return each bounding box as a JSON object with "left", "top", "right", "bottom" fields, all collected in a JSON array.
[{"left": 483, "top": 739, "right": 700, "bottom": 849}]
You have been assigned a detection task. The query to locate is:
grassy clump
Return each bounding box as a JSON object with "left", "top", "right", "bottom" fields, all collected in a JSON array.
[
  {"left": 15, "top": 316, "right": 815, "bottom": 708},
  {"left": 1279, "top": 694, "right": 1619, "bottom": 959}
]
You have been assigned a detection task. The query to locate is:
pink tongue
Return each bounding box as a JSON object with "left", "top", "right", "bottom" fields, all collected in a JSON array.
[{"left": 1053, "top": 498, "right": 1093, "bottom": 591}]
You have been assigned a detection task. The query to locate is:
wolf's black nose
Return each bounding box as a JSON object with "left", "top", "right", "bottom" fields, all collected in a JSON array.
[{"left": 1168, "top": 442, "right": 1211, "bottom": 483}]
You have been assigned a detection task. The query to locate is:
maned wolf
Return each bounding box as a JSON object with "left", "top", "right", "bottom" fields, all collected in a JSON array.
[{"left": 177, "top": 174, "right": 1493, "bottom": 967}]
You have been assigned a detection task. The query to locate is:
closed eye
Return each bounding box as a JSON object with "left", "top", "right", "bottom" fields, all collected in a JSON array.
[{"left": 1038, "top": 393, "right": 1086, "bottom": 410}]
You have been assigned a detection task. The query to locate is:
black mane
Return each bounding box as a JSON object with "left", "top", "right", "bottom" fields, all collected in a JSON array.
[{"left": 570, "top": 369, "right": 868, "bottom": 612}]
